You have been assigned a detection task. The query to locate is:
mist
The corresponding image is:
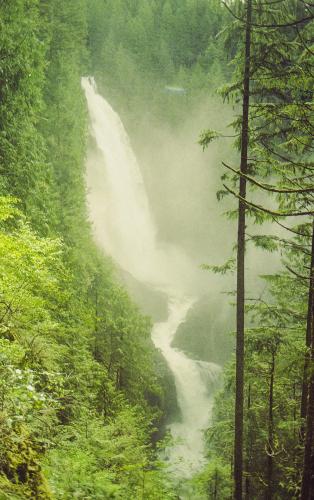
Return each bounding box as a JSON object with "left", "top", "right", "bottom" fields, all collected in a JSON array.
[
  {"left": 118, "top": 90, "right": 281, "bottom": 302},
  {"left": 82, "top": 75, "right": 284, "bottom": 482}
]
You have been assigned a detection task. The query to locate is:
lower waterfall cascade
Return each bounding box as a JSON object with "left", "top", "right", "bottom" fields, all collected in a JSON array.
[{"left": 81, "top": 76, "right": 221, "bottom": 479}]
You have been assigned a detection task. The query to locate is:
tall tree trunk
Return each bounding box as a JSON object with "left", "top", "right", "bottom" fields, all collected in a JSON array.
[
  {"left": 245, "top": 383, "right": 251, "bottom": 500},
  {"left": 301, "top": 223, "right": 314, "bottom": 499},
  {"left": 94, "top": 281, "right": 99, "bottom": 359},
  {"left": 234, "top": 1, "right": 252, "bottom": 499},
  {"left": 300, "top": 220, "right": 314, "bottom": 437},
  {"left": 214, "top": 468, "right": 218, "bottom": 500},
  {"left": 266, "top": 351, "right": 275, "bottom": 500}
]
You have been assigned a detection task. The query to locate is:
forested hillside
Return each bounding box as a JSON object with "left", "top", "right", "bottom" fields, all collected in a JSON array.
[
  {"left": 0, "top": 1, "right": 184, "bottom": 498},
  {"left": 88, "top": 0, "right": 229, "bottom": 125},
  {"left": 1, "top": 0, "right": 313, "bottom": 499}
]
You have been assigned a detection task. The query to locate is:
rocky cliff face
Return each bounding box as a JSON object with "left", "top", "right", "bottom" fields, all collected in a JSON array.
[{"left": 172, "top": 294, "right": 234, "bottom": 365}]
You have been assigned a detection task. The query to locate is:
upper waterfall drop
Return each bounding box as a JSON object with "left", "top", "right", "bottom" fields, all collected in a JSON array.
[
  {"left": 81, "top": 77, "right": 159, "bottom": 284},
  {"left": 81, "top": 77, "right": 198, "bottom": 292}
]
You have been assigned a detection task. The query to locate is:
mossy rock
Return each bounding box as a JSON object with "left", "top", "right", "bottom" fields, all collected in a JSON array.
[
  {"left": 0, "top": 418, "right": 51, "bottom": 499},
  {"left": 172, "top": 294, "right": 234, "bottom": 365}
]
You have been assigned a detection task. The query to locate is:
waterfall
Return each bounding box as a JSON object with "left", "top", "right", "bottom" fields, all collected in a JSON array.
[{"left": 81, "top": 76, "right": 221, "bottom": 479}]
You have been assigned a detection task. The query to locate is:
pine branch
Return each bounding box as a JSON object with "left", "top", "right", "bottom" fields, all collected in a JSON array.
[
  {"left": 222, "top": 1, "right": 314, "bottom": 28},
  {"left": 260, "top": 140, "right": 314, "bottom": 169},
  {"left": 272, "top": 218, "right": 312, "bottom": 237},
  {"left": 223, "top": 183, "right": 314, "bottom": 217},
  {"left": 222, "top": 162, "right": 314, "bottom": 194},
  {"left": 284, "top": 264, "right": 309, "bottom": 281}
]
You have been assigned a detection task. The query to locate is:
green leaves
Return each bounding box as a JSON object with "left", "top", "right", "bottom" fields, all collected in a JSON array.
[
  {"left": 198, "top": 129, "right": 221, "bottom": 150},
  {"left": 46, "top": 408, "right": 176, "bottom": 499},
  {"left": 248, "top": 234, "right": 279, "bottom": 252},
  {"left": 193, "top": 458, "right": 232, "bottom": 499},
  {"left": 0, "top": 1, "right": 182, "bottom": 498},
  {"left": 0, "top": 196, "right": 20, "bottom": 222},
  {"left": 201, "top": 258, "right": 236, "bottom": 275}
]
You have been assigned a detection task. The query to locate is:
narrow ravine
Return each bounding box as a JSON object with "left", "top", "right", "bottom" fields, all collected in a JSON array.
[{"left": 81, "top": 77, "right": 220, "bottom": 479}]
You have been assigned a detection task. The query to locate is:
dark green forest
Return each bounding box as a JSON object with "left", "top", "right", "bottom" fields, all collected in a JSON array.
[{"left": 0, "top": 0, "right": 313, "bottom": 499}]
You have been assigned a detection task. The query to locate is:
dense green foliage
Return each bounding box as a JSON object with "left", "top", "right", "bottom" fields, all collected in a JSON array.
[
  {"left": 2, "top": 0, "right": 312, "bottom": 498},
  {"left": 199, "top": 1, "right": 314, "bottom": 498},
  {"left": 197, "top": 271, "right": 307, "bottom": 498},
  {"left": 0, "top": 1, "right": 187, "bottom": 497},
  {"left": 87, "top": 0, "right": 230, "bottom": 126}
]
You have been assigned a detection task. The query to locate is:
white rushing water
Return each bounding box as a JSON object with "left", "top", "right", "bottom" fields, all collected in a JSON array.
[
  {"left": 152, "top": 298, "right": 221, "bottom": 477},
  {"left": 81, "top": 76, "right": 221, "bottom": 479}
]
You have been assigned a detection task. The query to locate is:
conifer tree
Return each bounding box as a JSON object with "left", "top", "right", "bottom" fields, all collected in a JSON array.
[{"left": 234, "top": 1, "right": 252, "bottom": 498}]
